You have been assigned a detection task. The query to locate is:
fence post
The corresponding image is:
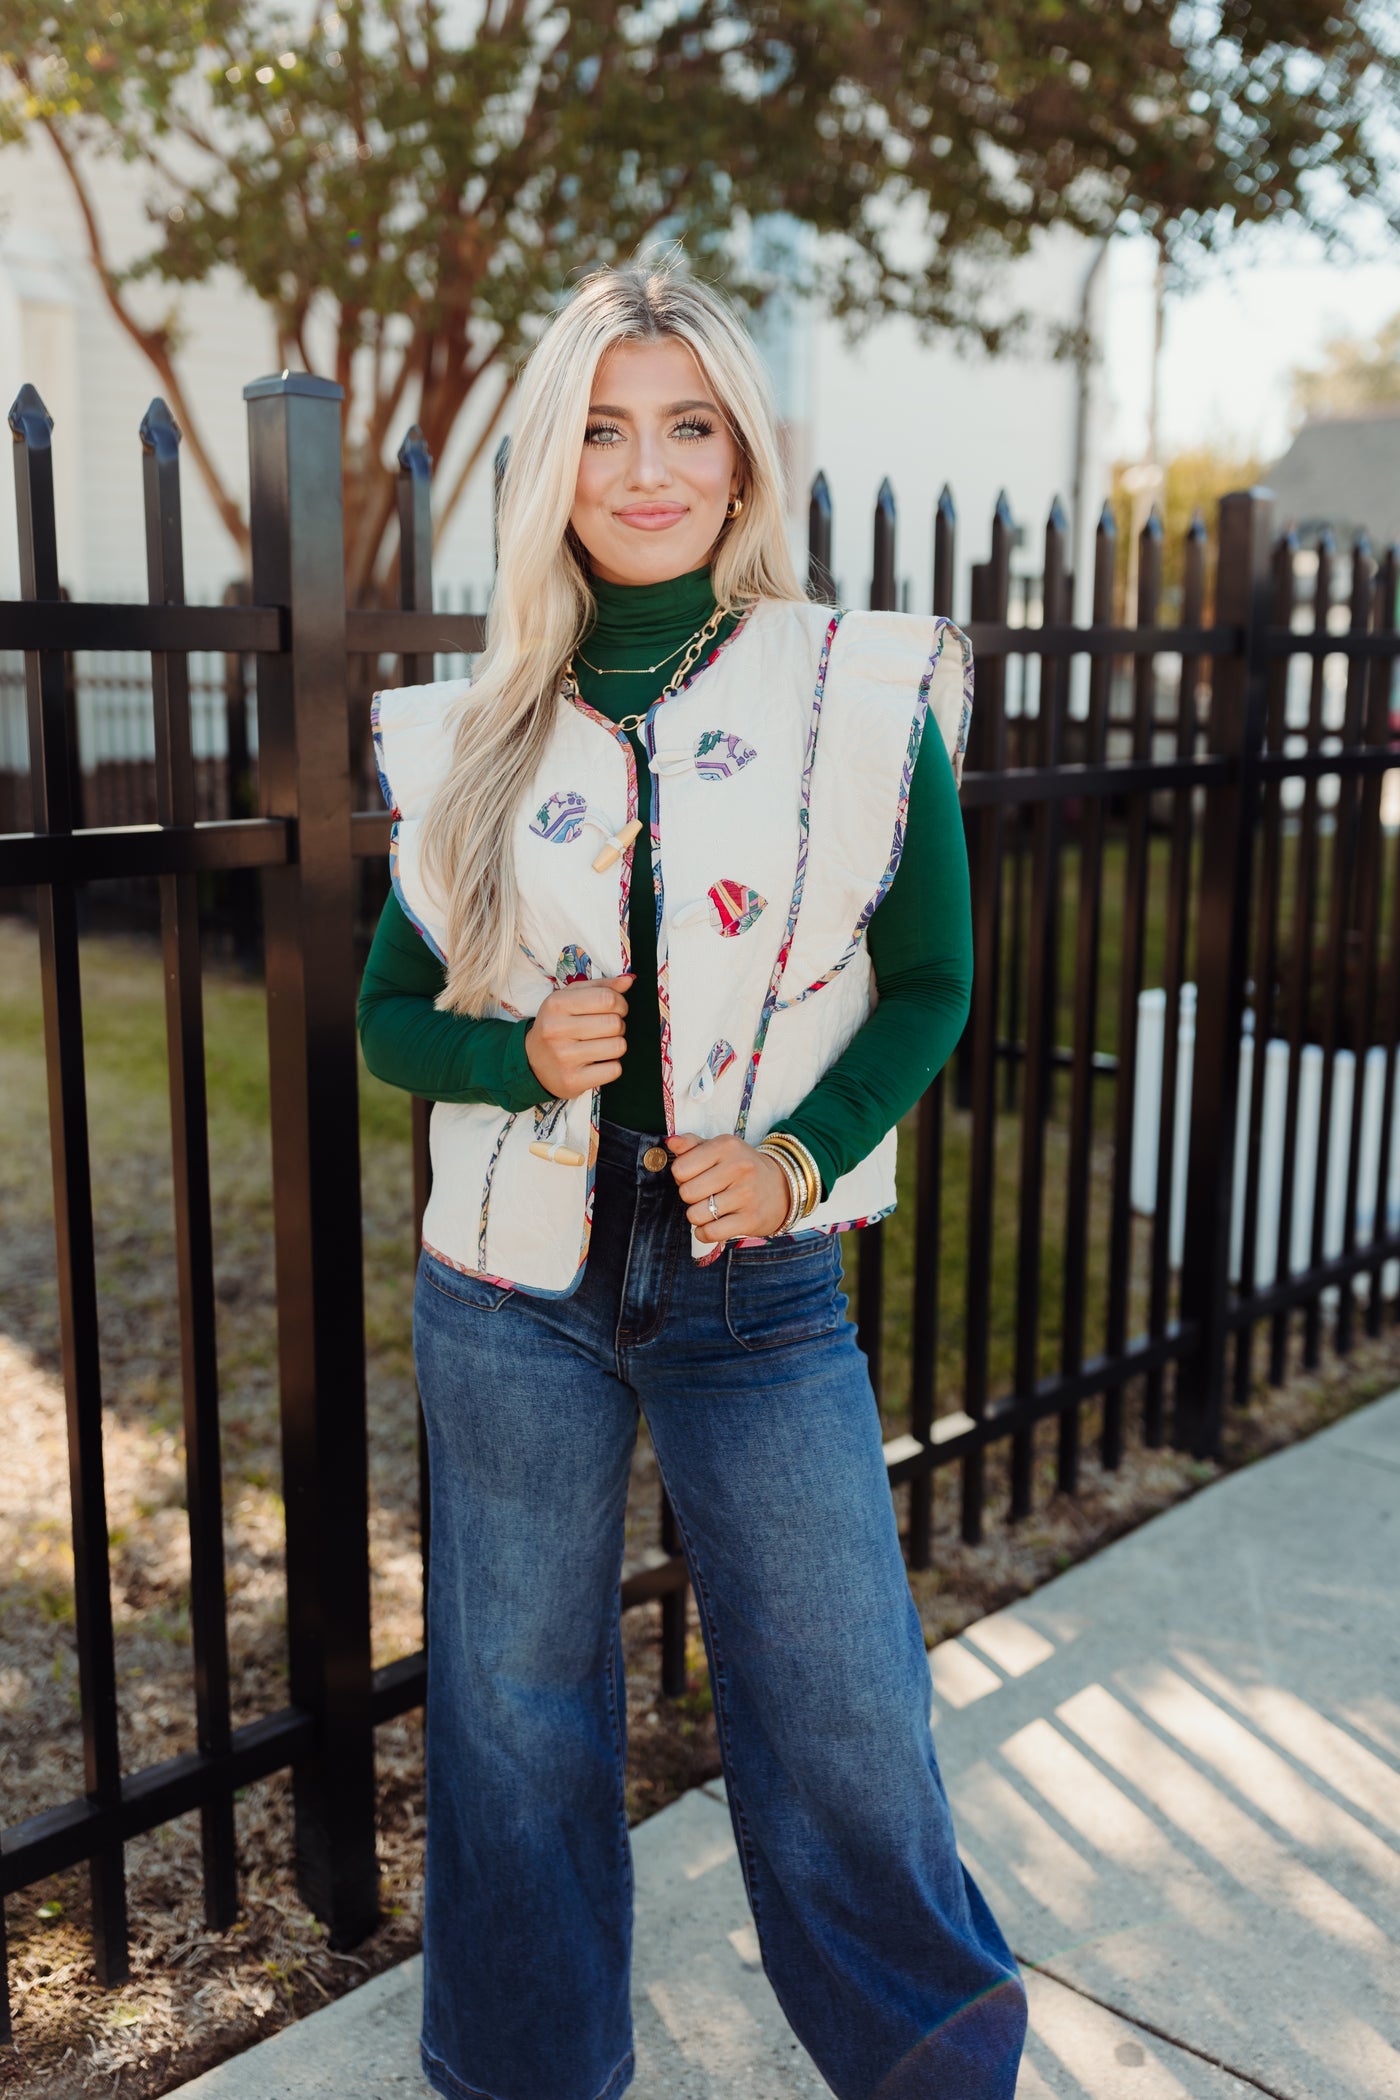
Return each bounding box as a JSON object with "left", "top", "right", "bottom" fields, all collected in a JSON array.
[
  {"left": 140, "top": 397, "right": 238, "bottom": 1931},
  {"left": 220, "top": 576, "right": 260, "bottom": 960},
  {"left": 395, "top": 424, "right": 437, "bottom": 1642},
  {"left": 9, "top": 382, "right": 129, "bottom": 1997},
  {"left": 857, "top": 478, "right": 899, "bottom": 1402},
  {"left": 808, "top": 471, "right": 834, "bottom": 602},
  {"left": 243, "top": 372, "right": 379, "bottom": 1945},
  {"left": 1175, "top": 487, "right": 1274, "bottom": 1458},
  {"left": 960, "top": 494, "right": 1012, "bottom": 1540},
  {"left": 905, "top": 485, "right": 958, "bottom": 1570}
]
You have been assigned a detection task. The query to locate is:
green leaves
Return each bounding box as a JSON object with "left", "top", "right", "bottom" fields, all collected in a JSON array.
[{"left": 5, "top": 0, "right": 1394, "bottom": 591}]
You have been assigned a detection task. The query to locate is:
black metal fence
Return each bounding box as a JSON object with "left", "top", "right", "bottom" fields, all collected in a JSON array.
[{"left": 2, "top": 371, "right": 1398, "bottom": 2027}]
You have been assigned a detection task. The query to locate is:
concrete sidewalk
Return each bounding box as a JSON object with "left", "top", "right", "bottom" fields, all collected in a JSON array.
[{"left": 172, "top": 1390, "right": 1400, "bottom": 2100}]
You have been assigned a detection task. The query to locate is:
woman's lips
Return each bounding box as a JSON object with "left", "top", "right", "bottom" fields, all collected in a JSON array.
[{"left": 615, "top": 504, "right": 688, "bottom": 530}]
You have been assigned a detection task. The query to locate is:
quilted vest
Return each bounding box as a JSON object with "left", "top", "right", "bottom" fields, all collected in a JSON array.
[{"left": 372, "top": 597, "right": 972, "bottom": 1296}]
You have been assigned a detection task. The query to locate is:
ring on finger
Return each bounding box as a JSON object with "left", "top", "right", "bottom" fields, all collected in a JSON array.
[{"left": 707, "top": 1192, "right": 719, "bottom": 1221}]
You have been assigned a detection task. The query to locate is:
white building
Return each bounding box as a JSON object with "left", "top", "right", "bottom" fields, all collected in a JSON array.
[{"left": 0, "top": 127, "right": 1115, "bottom": 624}]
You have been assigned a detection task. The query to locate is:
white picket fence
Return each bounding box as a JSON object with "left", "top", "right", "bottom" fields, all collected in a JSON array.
[{"left": 1132, "top": 985, "right": 1400, "bottom": 1300}]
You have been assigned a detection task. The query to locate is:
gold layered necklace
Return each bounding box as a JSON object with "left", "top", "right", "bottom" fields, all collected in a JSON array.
[
  {"left": 564, "top": 602, "right": 729, "bottom": 735},
  {"left": 573, "top": 631, "right": 694, "bottom": 676}
]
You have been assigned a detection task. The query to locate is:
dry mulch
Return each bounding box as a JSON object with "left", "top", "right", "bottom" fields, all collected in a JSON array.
[{"left": 1, "top": 917, "right": 1396, "bottom": 2098}]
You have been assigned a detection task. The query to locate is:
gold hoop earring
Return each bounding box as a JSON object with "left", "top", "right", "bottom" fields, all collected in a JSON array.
[{"left": 725, "top": 495, "right": 744, "bottom": 519}]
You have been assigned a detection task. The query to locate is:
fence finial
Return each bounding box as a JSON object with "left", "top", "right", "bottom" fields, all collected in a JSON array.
[
  {"left": 1142, "top": 505, "right": 1164, "bottom": 543},
  {"left": 397, "top": 422, "right": 433, "bottom": 475},
  {"left": 8, "top": 382, "right": 52, "bottom": 445},
  {"left": 808, "top": 472, "right": 834, "bottom": 604},
  {"left": 1097, "top": 498, "right": 1116, "bottom": 537},
  {"left": 936, "top": 482, "right": 955, "bottom": 526},
  {"left": 871, "top": 477, "right": 897, "bottom": 612},
  {"left": 138, "top": 397, "right": 182, "bottom": 460},
  {"left": 493, "top": 435, "right": 511, "bottom": 566}
]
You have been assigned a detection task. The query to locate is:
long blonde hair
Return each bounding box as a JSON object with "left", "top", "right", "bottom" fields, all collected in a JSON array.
[{"left": 420, "top": 262, "right": 806, "bottom": 1017}]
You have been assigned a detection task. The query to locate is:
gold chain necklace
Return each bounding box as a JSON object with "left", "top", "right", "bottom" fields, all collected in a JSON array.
[
  {"left": 573, "top": 630, "right": 694, "bottom": 677},
  {"left": 564, "top": 602, "right": 730, "bottom": 736}
]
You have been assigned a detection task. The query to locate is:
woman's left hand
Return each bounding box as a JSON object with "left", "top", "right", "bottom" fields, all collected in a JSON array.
[{"left": 667, "top": 1132, "right": 792, "bottom": 1242}]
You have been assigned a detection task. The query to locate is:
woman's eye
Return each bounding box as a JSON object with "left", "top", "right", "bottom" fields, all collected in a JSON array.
[
  {"left": 584, "top": 422, "right": 624, "bottom": 446},
  {"left": 673, "top": 418, "right": 715, "bottom": 442}
]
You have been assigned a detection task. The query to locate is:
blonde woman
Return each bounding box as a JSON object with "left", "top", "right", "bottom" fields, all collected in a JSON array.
[{"left": 359, "top": 264, "right": 1026, "bottom": 2100}]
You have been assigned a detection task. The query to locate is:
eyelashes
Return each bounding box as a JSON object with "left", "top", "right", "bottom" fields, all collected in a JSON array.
[{"left": 583, "top": 416, "right": 717, "bottom": 447}]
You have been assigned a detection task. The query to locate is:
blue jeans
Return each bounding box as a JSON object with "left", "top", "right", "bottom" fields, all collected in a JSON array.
[{"left": 413, "top": 1119, "right": 1026, "bottom": 2100}]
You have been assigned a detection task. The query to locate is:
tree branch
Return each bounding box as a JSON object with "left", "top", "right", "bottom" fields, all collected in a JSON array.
[
  {"left": 432, "top": 367, "right": 515, "bottom": 552},
  {"left": 40, "top": 117, "right": 250, "bottom": 561}
]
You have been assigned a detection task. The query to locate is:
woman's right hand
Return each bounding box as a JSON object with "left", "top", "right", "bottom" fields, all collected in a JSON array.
[{"left": 523, "top": 974, "right": 634, "bottom": 1099}]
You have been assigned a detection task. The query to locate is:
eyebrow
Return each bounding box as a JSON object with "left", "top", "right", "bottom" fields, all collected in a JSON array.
[{"left": 586, "top": 398, "right": 720, "bottom": 418}]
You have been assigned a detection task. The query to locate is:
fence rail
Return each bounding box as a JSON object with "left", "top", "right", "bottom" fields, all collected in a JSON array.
[{"left": 1, "top": 375, "right": 1398, "bottom": 2031}]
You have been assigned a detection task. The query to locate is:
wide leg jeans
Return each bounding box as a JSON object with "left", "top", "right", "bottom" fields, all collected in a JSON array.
[{"left": 413, "top": 1118, "right": 1026, "bottom": 2100}]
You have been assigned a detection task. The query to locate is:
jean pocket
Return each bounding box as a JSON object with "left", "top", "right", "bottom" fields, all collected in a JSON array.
[
  {"left": 419, "top": 1248, "right": 516, "bottom": 1312},
  {"left": 724, "top": 1232, "right": 843, "bottom": 1351}
]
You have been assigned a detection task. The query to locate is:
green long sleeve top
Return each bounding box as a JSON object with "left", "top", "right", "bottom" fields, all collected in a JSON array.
[{"left": 357, "top": 565, "right": 974, "bottom": 1198}]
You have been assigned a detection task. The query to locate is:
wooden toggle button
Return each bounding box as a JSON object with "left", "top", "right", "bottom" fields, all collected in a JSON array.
[
  {"left": 591, "top": 818, "right": 643, "bottom": 872},
  {"left": 529, "top": 1141, "right": 585, "bottom": 1166}
]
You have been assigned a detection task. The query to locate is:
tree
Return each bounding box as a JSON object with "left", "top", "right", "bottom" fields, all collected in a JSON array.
[
  {"left": 1291, "top": 310, "right": 1400, "bottom": 422},
  {"left": 1111, "top": 443, "right": 1266, "bottom": 615},
  {"left": 4, "top": 0, "right": 1396, "bottom": 602}
]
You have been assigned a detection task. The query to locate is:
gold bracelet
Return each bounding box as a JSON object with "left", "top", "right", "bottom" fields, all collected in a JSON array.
[
  {"left": 759, "top": 1136, "right": 817, "bottom": 1218},
  {"left": 762, "top": 1129, "right": 819, "bottom": 1201},
  {"left": 761, "top": 1145, "right": 803, "bottom": 1233},
  {"left": 758, "top": 1132, "right": 820, "bottom": 1220}
]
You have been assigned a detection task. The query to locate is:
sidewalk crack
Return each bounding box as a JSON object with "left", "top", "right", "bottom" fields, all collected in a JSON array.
[
  {"left": 1321, "top": 1441, "right": 1400, "bottom": 1479},
  {"left": 1013, "top": 1955, "right": 1301, "bottom": 2099}
]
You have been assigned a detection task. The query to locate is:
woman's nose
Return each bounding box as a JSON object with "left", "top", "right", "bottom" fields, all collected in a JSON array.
[{"left": 628, "top": 430, "right": 672, "bottom": 488}]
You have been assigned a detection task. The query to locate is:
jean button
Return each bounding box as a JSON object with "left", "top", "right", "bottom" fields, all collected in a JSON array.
[{"left": 642, "top": 1145, "right": 670, "bottom": 1173}]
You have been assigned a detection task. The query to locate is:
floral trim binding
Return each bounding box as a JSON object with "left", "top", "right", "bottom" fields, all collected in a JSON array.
[
  {"left": 645, "top": 608, "right": 756, "bottom": 1135},
  {"left": 372, "top": 689, "right": 450, "bottom": 965},
  {"left": 687, "top": 613, "right": 839, "bottom": 1272},
  {"left": 387, "top": 826, "right": 447, "bottom": 964},
  {"left": 533, "top": 1098, "right": 567, "bottom": 1141},
  {"left": 774, "top": 619, "right": 972, "bottom": 1010},
  {"left": 731, "top": 1201, "right": 894, "bottom": 1249},
  {"left": 732, "top": 611, "right": 842, "bottom": 1134},
  {"left": 422, "top": 1240, "right": 519, "bottom": 1293},
  {"left": 455, "top": 688, "right": 635, "bottom": 1300},
  {"left": 369, "top": 691, "right": 399, "bottom": 817},
  {"left": 440, "top": 692, "right": 632, "bottom": 1297},
  {"left": 477, "top": 1111, "right": 518, "bottom": 1269},
  {"left": 947, "top": 620, "right": 974, "bottom": 781},
  {"left": 562, "top": 694, "right": 638, "bottom": 979},
  {"left": 431, "top": 1090, "right": 601, "bottom": 1300}
]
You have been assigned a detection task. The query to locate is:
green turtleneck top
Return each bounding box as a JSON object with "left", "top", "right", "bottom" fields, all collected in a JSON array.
[{"left": 357, "top": 565, "right": 973, "bottom": 1198}]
